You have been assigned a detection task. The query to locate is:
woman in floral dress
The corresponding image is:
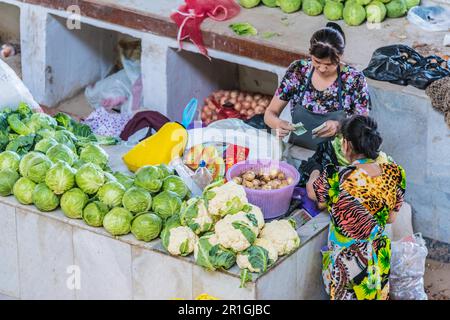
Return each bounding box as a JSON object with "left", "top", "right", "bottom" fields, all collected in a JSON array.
[{"left": 313, "top": 115, "right": 406, "bottom": 300}]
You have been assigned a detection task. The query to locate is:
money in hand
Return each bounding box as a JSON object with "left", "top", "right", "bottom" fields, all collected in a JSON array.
[{"left": 293, "top": 122, "right": 307, "bottom": 136}]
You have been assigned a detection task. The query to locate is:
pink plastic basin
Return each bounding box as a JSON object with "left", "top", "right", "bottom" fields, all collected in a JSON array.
[{"left": 226, "top": 159, "right": 300, "bottom": 220}]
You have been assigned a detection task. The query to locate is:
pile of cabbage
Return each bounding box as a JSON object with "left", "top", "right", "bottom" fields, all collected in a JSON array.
[
  {"left": 239, "top": 0, "right": 421, "bottom": 26},
  {"left": 0, "top": 103, "right": 191, "bottom": 244},
  {"left": 161, "top": 180, "right": 301, "bottom": 288}
]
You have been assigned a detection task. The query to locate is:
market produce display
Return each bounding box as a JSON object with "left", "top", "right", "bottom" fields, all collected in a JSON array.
[
  {"left": 0, "top": 104, "right": 301, "bottom": 288},
  {"left": 238, "top": 0, "right": 421, "bottom": 26},
  {"left": 201, "top": 90, "right": 272, "bottom": 125}
]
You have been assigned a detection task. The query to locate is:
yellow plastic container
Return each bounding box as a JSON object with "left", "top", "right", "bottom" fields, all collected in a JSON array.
[{"left": 122, "top": 122, "right": 188, "bottom": 172}]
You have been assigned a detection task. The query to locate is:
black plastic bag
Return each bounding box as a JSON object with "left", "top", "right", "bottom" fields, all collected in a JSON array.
[
  {"left": 244, "top": 114, "right": 271, "bottom": 132},
  {"left": 363, "top": 45, "right": 450, "bottom": 89}
]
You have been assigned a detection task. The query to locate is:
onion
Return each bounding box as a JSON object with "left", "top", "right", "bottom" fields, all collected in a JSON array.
[
  {"left": 204, "top": 108, "right": 212, "bottom": 116},
  {"left": 231, "top": 90, "right": 239, "bottom": 98},
  {"left": 238, "top": 93, "right": 245, "bottom": 102},
  {"left": 247, "top": 109, "right": 255, "bottom": 117},
  {"left": 220, "top": 96, "right": 227, "bottom": 106},
  {"left": 240, "top": 109, "right": 247, "bottom": 116},
  {"left": 242, "top": 101, "right": 251, "bottom": 110},
  {"left": 234, "top": 103, "right": 242, "bottom": 111},
  {"left": 245, "top": 95, "right": 253, "bottom": 102},
  {"left": 229, "top": 97, "right": 237, "bottom": 105},
  {"left": 251, "top": 101, "right": 258, "bottom": 109},
  {"left": 255, "top": 106, "right": 264, "bottom": 114},
  {"left": 212, "top": 114, "right": 218, "bottom": 121},
  {"left": 201, "top": 111, "right": 207, "bottom": 121},
  {"left": 207, "top": 102, "right": 216, "bottom": 111},
  {"left": 254, "top": 94, "right": 262, "bottom": 101}
]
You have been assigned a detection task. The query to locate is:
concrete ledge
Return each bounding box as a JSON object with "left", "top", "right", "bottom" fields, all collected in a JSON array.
[{"left": 0, "top": 195, "right": 329, "bottom": 300}]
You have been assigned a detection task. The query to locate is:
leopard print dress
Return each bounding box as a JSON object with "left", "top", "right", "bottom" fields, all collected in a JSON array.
[{"left": 313, "top": 163, "right": 406, "bottom": 300}]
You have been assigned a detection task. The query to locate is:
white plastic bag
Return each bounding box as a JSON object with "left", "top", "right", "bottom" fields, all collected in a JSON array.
[
  {"left": 390, "top": 233, "right": 429, "bottom": 300},
  {"left": 0, "top": 59, "right": 40, "bottom": 110},
  {"left": 85, "top": 57, "right": 142, "bottom": 117},
  {"left": 407, "top": 6, "right": 450, "bottom": 31}
]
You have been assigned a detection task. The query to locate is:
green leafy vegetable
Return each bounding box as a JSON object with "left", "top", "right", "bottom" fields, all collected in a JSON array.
[{"left": 229, "top": 23, "right": 258, "bottom": 36}]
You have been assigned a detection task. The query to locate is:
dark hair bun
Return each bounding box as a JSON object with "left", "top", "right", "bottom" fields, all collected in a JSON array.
[
  {"left": 325, "top": 22, "right": 346, "bottom": 44},
  {"left": 341, "top": 115, "right": 382, "bottom": 160}
]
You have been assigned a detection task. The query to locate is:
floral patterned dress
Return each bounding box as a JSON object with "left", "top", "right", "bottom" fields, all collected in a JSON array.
[
  {"left": 313, "top": 162, "right": 406, "bottom": 300},
  {"left": 276, "top": 59, "right": 370, "bottom": 116}
]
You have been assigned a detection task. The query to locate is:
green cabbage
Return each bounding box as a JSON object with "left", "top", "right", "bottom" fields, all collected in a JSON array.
[
  {"left": 32, "top": 183, "right": 60, "bottom": 212},
  {"left": 239, "top": 0, "right": 261, "bottom": 8},
  {"left": 152, "top": 190, "right": 182, "bottom": 220},
  {"left": 34, "top": 137, "right": 58, "bottom": 154},
  {"left": 45, "top": 161, "right": 76, "bottom": 195},
  {"left": 75, "top": 163, "right": 105, "bottom": 195},
  {"left": 6, "top": 135, "right": 36, "bottom": 156},
  {"left": 324, "top": 0, "right": 344, "bottom": 20},
  {"left": 0, "top": 151, "right": 20, "bottom": 172},
  {"left": 343, "top": 2, "right": 366, "bottom": 25},
  {"left": 46, "top": 144, "right": 77, "bottom": 166},
  {"left": 278, "top": 0, "right": 302, "bottom": 13},
  {"left": 60, "top": 188, "right": 88, "bottom": 219},
  {"left": 157, "top": 164, "right": 174, "bottom": 180},
  {"left": 79, "top": 144, "right": 109, "bottom": 169},
  {"left": 302, "top": 0, "right": 323, "bottom": 15},
  {"left": 26, "top": 113, "right": 57, "bottom": 132},
  {"left": 113, "top": 171, "right": 135, "bottom": 189},
  {"left": 13, "top": 177, "right": 36, "bottom": 204},
  {"left": 162, "top": 175, "right": 189, "bottom": 199},
  {"left": 131, "top": 213, "right": 163, "bottom": 242},
  {"left": 7, "top": 114, "right": 33, "bottom": 136},
  {"left": 0, "top": 169, "right": 20, "bottom": 196},
  {"left": 262, "top": 0, "right": 278, "bottom": 7},
  {"left": 134, "top": 165, "right": 163, "bottom": 193},
  {"left": 386, "top": 0, "right": 407, "bottom": 18},
  {"left": 122, "top": 187, "right": 152, "bottom": 214},
  {"left": 19, "top": 152, "right": 53, "bottom": 183},
  {"left": 103, "top": 171, "right": 118, "bottom": 183},
  {"left": 82, "top": 201, "right": 109, "bottom": 227},
  {"left": 103, "top": 207, "right": 134, "bottom": 236},
  {"left": 356, "top": 0, "right": 371, "bottom": 5},
  {"left": 404, "top": 0, "right": 419, "bottom": 9},
  {"left": 366, "top": 1, "right": 387, "bottom": 23},
  {"left": 98, "top": 181, "right": 126, "bottom": 208}
]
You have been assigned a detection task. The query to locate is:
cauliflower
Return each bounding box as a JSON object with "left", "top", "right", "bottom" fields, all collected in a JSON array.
[
  {"left": 204, "top": 181, "right": 248, "bottom": 217},
  {"left": 255, "top": 238, "right": 278, "bottom": 263},
  {"left": 236, "top": 245, "right": 270, "bottom": 273},
  {"left": 194, "top": 232, "right": 236, "bottom": 271},
  {"left": 167, "top": 226, "right": 198, "bottom": 256},
  {"left": 180, "top": 197, "right": 214, "bottom": 235},
  {"left": 259, "top": 219, "right": 300, "bottom": 256},
  {"left": 244, "top": 204, "right": 265, "bottom": 231},
  {"left": 214, "top": 212, "right": 259, "bottom": 252}
]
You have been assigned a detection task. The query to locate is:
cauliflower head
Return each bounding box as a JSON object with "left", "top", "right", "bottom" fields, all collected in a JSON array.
[
  {"left": 194, "top": 232, "right": 236, "bottom": 271},
  {"left": 259, "top": 219, "right": 300, "bottom": 256},
  {"left": 180, "top": 197, "right": 214, "bottom": 235},
  {"left": 236, "top": 245, "right": 271, "bottom": 273},
  {"left": 244, "top": 204, "right": 265, "bottom": 231},
  {"left": 255, "top": 238, "right": 278, "bottom": 263},
  {"left": 214, "top": 212, "right": 259, "bottom": 252},
  {"left": 204, "top": 181, "right": 248, "bottom": 217},
  {"left": 167, "top": 226, "right": 198, "bottom": 256}
]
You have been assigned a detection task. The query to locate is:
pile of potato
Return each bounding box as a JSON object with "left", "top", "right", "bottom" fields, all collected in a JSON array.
[
  {"left": 232, "top": 168, "right": 294, "bottom": 190},
  {"left": 201, "top": 90, "right": 272, "bottom": 125}
]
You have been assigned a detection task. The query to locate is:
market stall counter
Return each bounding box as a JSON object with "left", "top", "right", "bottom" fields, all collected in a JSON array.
[{"left": 0, "top": 144, "right": 330, "bottom": 300}]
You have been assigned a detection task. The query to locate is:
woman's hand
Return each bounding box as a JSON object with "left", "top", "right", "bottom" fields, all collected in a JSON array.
[
  {"left": 314, "top": 120, "right": 340, "bottom": 138},
  {"left": 275, "top": 120, "right": 295, "bottom": 138}
]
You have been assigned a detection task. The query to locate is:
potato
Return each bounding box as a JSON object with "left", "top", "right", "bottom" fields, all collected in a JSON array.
[
  {"left": 252, "top": 179, "right": 261, "bottom": 187},
  {"left": 232, "top": 177, "right": 243, "bottom": 185},
  {"left": 243, "top": 180, "right": 254, "bottom": 189},
  {"left": 262, "top": 174, "right": 271, "bottom": 182},
  {"left": 287, "top": 177, "right": 294, "bottom": 185},
  {"left": 262, "top": 185, "right": 272, "bottom": 190},
  {"left": 242, "top": 171, "right": 256, "bottom": 181},
  {"left": 277, "top": 172, "right": 286, "bottom": 180}
]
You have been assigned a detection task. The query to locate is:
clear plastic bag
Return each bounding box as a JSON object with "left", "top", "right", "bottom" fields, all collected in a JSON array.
[
  {"left": 85, "top": 57, "right": 142, "bottom": 117},
  {"left": 0, "top": 59, "right": 40, "bottom": 111},
  {"left": 407, "top": 5, "right": 450, "bottom": 31},
  {"left": 390, "top": 233, "right": 429, "bottom": 300}
]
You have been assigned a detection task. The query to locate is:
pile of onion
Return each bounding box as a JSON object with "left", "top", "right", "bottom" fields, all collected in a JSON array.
[{"left": 200, "top": 90, "right": 272, "bottom": 125}]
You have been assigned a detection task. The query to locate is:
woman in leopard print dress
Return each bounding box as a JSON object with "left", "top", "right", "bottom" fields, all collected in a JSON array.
[{"left": 313, "top": 115, "right": 406, "bottom": 300}]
